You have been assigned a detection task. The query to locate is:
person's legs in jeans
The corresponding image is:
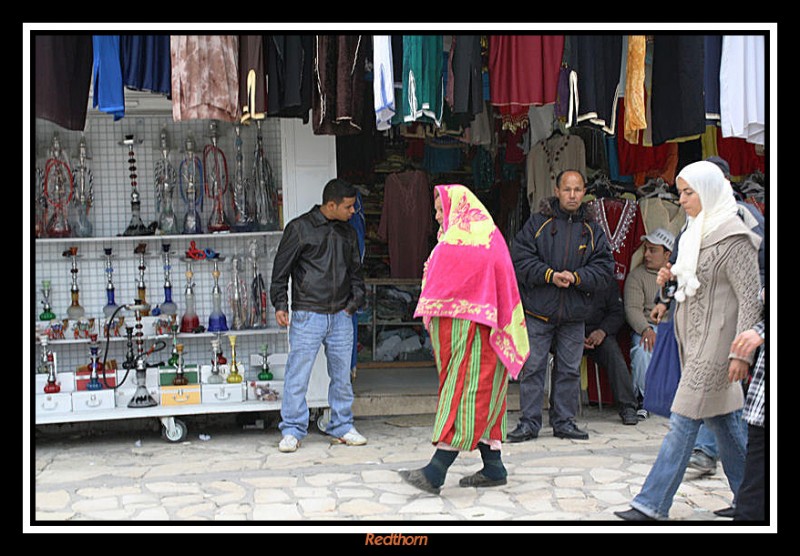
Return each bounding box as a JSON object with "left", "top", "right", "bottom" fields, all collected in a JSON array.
[
  {"left": 694, "top": 424, "right": 719, "bottom": 460},
  {"left": 733, "top": 424, "right": 766, "bottom": 521},
  {"left": 515, "top": 316, "right": 554, "bottom": 435},
  {"left": 703, "top": 411, "right": 748, "bottom": 508},
  {"left": 631, "top": 412, "right": 702, "bottom": 519},
  {"left": 322, "top": 310, "right": 358, "bottom": 439},
  {"left": 548, "top": 321, "right": 585, "bottom": 430},
  {"left": 279, "top": 310, "right": 325, "bottom": 441},
  {"left": 590, "top": 335, "right": 637, "bottom": 412}
]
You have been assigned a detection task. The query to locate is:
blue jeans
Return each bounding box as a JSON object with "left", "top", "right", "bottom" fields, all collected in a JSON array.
[
  {"left": 279, "top": 310, "right": 355, "bottom": 440},
  {"left": 694, "top": 409, "right": 746, "bottom": 460},
  {"left": 630, "top": 331, "right": 653, "bottom": 399},
  {"left": 518, "top": 316, "right": 585, "bottom": 432},
  {"left": 631, "top": 411, "right": 747, "bottom": 519}
]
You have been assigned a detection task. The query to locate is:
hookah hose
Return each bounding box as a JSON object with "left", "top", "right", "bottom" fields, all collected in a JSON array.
[
  {"left": 203, "top": 143, "right": 229, "bottom": 198},
  {"left": 100, "top": 304, "right": 167, "bottom": 390}
]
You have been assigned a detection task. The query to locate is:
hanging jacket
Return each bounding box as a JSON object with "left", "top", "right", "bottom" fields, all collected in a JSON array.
[{"left": 511, "top": 197, "right": 614, "bottom": 324}]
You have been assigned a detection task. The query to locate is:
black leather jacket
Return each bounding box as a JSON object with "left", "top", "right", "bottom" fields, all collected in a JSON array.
[{"left": 270, "top": 206, "right": 366, "bottom": 315}]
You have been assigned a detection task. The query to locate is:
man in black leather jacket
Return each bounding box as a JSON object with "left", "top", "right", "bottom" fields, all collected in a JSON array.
[
  {"left": 270, "top": 178, "right": 367, "bottom": 452},
  {"left": 507, "top": 170, "right": 615, "bottom": 442}
]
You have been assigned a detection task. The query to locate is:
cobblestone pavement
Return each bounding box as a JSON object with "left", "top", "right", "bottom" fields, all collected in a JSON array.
[{"left": 26, "top": 407, "right": 775, "bottom": 536}]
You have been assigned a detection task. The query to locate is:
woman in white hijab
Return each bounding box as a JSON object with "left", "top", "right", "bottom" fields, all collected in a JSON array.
[{"left": 616, "top": 160, "right": 763, "bottom": 521}]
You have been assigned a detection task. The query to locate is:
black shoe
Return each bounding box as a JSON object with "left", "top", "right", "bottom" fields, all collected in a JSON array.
[
  {"left": 506, "top": 424, "right": 538, "bottom": 443},
  {"left": 714, "top": 506, "right": 736, "bottom": 518},
  {"left": 620, "top": 407, "right": 639, "bottom": 426},
  {"left": 553, "top": 422, "right": 589, "bottom": 440},
  {"left": 399, "top": 468, "right": 441, "bottom": 495},
  {"left": 459, "top": 471, "right": 508, "bottom": 488},
  {"left": 614, "top": 507, "right": 655, "bottom": 521}
]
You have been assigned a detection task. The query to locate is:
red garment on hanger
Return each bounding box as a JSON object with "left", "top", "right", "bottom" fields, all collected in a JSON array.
[
  {"left": 590, "top": 197, "right": 646, "bottom": 293},
  {"left": 715, "top": 127, "right": 766, "bottom": 177},
  {"left": 615, "top": 98, "right": 677, "bottom": 183}
]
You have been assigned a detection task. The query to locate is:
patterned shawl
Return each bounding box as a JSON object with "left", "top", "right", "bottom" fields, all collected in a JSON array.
[{"left": 414, "top": 185, "right": 530, "bottom": 378}]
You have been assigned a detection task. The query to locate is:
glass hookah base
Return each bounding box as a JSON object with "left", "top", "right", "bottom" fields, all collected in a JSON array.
[
  {"left": 207, "top": 373, "right": 224, "bottom": 384},
  {"left": 128, "top": 385, "right": 158, "bottom": 408}
]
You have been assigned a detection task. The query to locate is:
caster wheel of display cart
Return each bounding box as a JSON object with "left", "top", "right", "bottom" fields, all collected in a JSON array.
[
  {"left": 160, "top": 416, "right": 188, "bottom": 443},
  {"left": 316, "top": 408, "right": 331, "bottom": 433}
]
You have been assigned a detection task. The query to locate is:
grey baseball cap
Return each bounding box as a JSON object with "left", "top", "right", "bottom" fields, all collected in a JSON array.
[{"left": 641, "top": 228, "right": 675, "bottom": 251}]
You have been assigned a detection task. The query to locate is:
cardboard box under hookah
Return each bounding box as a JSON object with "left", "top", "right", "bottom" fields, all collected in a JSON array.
[
  {"left": 159, "top": 365, "right": 201, "bottom": 406},
  {"left": 199, "top": 364, "right": 246, "bottom": 404}
]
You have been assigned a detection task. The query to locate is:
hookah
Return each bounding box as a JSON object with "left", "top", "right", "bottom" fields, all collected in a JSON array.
[
  {"left": 122, "top": 326, "right": 136, "bottom": 372},
  {"left": 179, "top": 135, "right": 204, "bottom": 235},
  {"left": 230, "top": 123, "right": 255, "bottom": 232},
  {"left": 102, "top": 247, "right": 119, "bottom": 319},
  {"left": 258, "top": 344, "right": 273, "bottom": 380},
  {"left": 35, "top": 166, "right": 46, "bottom": 238},
  {"left": 155, "top": 243, "right": 178, "bottom": 316},
  {"left": 252, "top": 120, "right": 280, "bottom": 231},
  {"left": 206, "top": 336, "right": 225, "bottom": 384},
  {"left": 227, "top": 254, "right": 249, "bottom": 330},
  {"left": 39, "top": 335, "right": 61, "bottom": 394},
  {"left": 69, "top": 134, "right": 94, "bottom": 238},
  {"left": 204, "top": 121, "right": 231, "bottom": 233},
  {"left": 180, "top": 259, "right": 200, "bottom": 333},
  {"left": 226, "top": 334, "right": 242, "bottom": 384},
  {"left": 122, "top": 134, "right": 152, "bottom": 236},
  {"left": 172, "top": 344, "right": 189, "bottom": 386},
  {"left": 85, "top": 334, "right": 103, "bottom": 391},
  {"left": 207, "top": 256, "right": 229, "bottom": 333},
  {"left": 63, "top": 246, "right": 85, "bottom": 320},
  {"left": 125, "top": 301, "right": 165, "bottom": 408},
  {"left": 43, "top": 133, "right": 74, "bottom": 238},
  {"left": 133, "top": 243, "right": 151, "bottom": 316},
  {"left": 248, "top": 239, "right": 268, "bottom": 329},
  {"left": 154, "top": 128, "right": 179, "bottom": 235},
  {"left": 167, "top": 323, "right": 180, "bottom": 367},
  {"left": 39, "top": 279, "right": 56, "bottom": 321}
]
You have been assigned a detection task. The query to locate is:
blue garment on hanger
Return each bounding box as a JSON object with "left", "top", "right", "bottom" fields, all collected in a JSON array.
[
  {"left": 348, "top": 190, "right": 366, "bottom": 370},
  {"left": 120, "top": 35, "right": 172, "bottom": 96},
  {"left": 605, "top": 135, "right": 634, "bottom": 183},
  {"left": 92, "top": 35, "right": 125, "bottom": 120}
]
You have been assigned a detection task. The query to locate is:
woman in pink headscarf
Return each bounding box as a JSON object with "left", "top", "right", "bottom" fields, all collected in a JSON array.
[{"left": 399, "top": 185, "right": 529, "bottom": 495}]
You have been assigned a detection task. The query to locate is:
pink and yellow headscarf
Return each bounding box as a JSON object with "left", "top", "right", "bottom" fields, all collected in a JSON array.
[{"left": 414, "top": 185, "right": 530, "bottom": 378}]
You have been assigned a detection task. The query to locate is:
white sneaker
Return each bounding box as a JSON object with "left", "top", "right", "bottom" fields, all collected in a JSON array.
[
  {"left": 331, "top": 427, "right": 367, "bottom": 446},
  {"left": 278, "top": 435, "right": 299, "bottom": 452}
]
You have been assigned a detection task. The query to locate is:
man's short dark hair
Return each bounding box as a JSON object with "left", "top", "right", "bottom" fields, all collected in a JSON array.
[
  {"left": 322, "top": 178, "right": 357, "bottom": 204},
  {"left": 555, "top": 169, "right": 587, "bottom": 188}
]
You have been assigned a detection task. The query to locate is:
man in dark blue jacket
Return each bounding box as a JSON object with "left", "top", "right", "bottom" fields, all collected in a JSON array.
[{"left": 508, "top": 170, "right": 615, "bottom": 441}]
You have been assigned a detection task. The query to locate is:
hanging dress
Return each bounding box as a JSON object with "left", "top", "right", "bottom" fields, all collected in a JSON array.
[
  {"left": 402, "top": 35, "right": 444, "bottom": 127},
  {"left": 312, "top": 35, "right": 367, "bottom": 136},
  {"left": 239, "top": 35, "right": 268, "bottom": 124},
  {"left": 120, "top": 34, "right": 172, "bottom": 96},
  {"left": 266, "top": 35, "right": 313, "bottom": 123},
  {"left": 589, "top": 196, "right": 646, "bottom": 293},
  {"left": 35, "top": 35, "right": 93, "bottom": 131},
  {"left": 92, "top": 35, "right": 125, "bottom": 121}
]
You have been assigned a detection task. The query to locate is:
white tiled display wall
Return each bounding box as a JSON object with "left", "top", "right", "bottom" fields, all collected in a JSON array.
[{"left": 33, "top": 114, "right": 288, "bottom": 374}]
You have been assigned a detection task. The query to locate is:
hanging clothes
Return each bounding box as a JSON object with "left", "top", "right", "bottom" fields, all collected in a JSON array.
[
  {"left": 35, "top": 35, "right": 93, "bottom": 131},
  {"left": 623, "top": 35, "right": 647, "bottom": 144},
  {"left": 450, "top": 35, "right": 484, "bottom": 120},
  {"left": 266, "top": 35, "right": 313, "bottom": 123},
  {"left": 720, "top": 35, "right": 765, "bottom": 146},
  {"left": 377, "top": 170, "right": 433, "bottom": 279},
  {"left": 312, "top": 35, "right": 367, "bottom": 136},
  {"left": 489, "top": 35, "right": 564, "bottom": 132},
  {"left": 615, "top": 98, "right": 679, "bottom": 185},
  {"left": 372, "top": 35, "right": 396, "bottom": 131},
  {"left": 703, "top": 35, "right": 723, "bottom": 121},
  {"left": 630, "top": 195, "right": 686, "bottom": 271},
  {"left": 650, "top": 35, "right": 705, "bottom": 145},
  {"left": 239, "top": 35, "right": 268, "bottom": 124},
  {"left": 525, "top": 132, "right": 586, "bottom": 211},
  {"left": 565, "top": 35, "right": 622, "bottom": 134},
  {"left": 170, "top": 35, "right": 239, "bottom": 122},
  {"left": 402, "top": 35, "right": 444, "bottom": 127},
  {"left": 589, "top": 196, "right": 646, "bottom": 293},
  {"left": 92, "top": 35, "right": 125, "bottom": 121},
  {"left": 120, "top": 35, "right": 172, "bottom": 97}
]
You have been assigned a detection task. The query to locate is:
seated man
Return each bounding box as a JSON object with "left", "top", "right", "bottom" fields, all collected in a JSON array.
[
  {"left": 623, "top": 228, "right": 675, "bottom": 417},
  {"left": 584, "top": 280, "right": 639, "bottom": 425}
]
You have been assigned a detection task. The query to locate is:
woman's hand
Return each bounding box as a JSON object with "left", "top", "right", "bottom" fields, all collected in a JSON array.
[
  {"left": 656, "top": 262, "right": 674, "bottom": 287},
  {"left": 728, "top": 358, "right": 751, "bottom": 383},
  {"left": 730, "top": 329, "right": 764, "bottom": 360}
]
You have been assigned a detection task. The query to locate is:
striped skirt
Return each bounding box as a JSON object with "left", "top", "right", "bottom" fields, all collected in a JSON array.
[{"left": 428, "top": 317, "right": 509, "bottom": 451}]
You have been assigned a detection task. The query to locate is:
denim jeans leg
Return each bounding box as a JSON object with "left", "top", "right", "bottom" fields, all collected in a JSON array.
[
  {"left": 279, "top": 310, "right": 326, "bottom": 440},
  {"left": 321, "top": 310, "right": 356, "bottom": 439},
  {"left": 548, "top": 321, "right": 585, "bottom": 430},
  {"left": 631, "top": 412, "right": 702, "bottom": 519},
  {"left": 517, "top": 316, "right": 552, "bottom": 434},
  {"left": 704, "top": 411, "right": 748, "bottom": 506},
  {"left": 629, "top": 332, "right": 652, "bottom": 399},
  {"left": 694, "top": 424, "right": 719, "bottom": 459}
]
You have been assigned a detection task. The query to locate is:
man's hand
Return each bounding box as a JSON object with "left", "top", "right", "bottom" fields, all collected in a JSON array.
[
  {"left": 552, "top": 270, "right": 575, "bottom": 288},
  {"left": 275, "top": 310, "right": 290, "bottom": 327},
  {"left": 584, "top": 329, "right": 606, "bottom": 349},
  {"left": 650, "top": 303, "right": 668, "bottom": 324},
  {"left": 656, "top": 262, "right": 674, "bottom": 288},
  {"left": 640, "top": 327, "right": 657, "bottom": 352}
]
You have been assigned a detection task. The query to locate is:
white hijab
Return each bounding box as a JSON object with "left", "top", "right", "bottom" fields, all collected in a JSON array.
[{"left": 671, "top": 160, "right": 740, "bottom": 302}]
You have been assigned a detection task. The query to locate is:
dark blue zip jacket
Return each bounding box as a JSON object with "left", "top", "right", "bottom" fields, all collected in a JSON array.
[{"left": 511, "top": 197, "right": 615, "bottom": 324}]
